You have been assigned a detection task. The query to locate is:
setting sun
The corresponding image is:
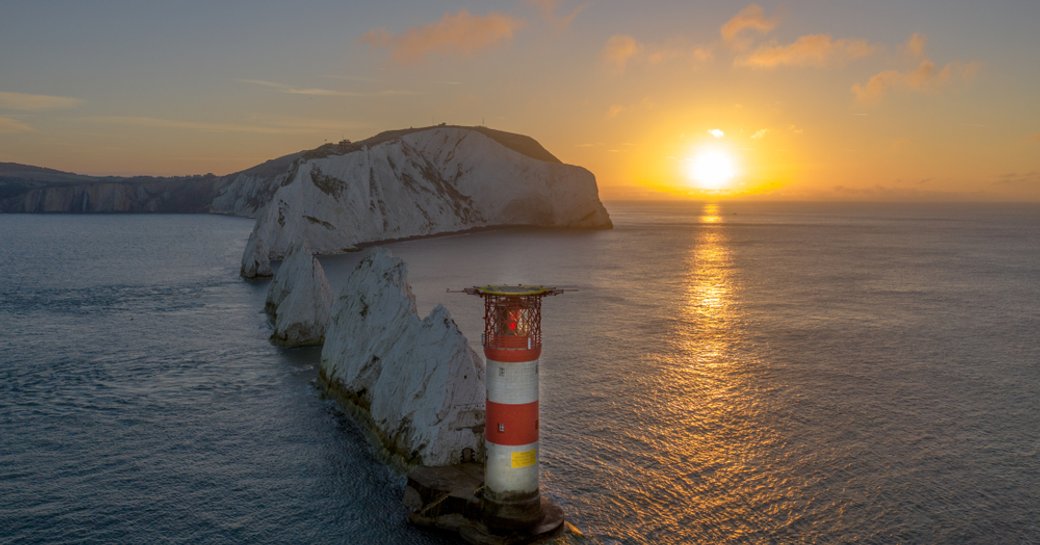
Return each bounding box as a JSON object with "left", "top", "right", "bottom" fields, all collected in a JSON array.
[{"left": 685, "top": 147, "right": 737, "bottom": 191}]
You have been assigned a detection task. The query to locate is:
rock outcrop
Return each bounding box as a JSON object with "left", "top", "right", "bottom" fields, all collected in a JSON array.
[
  {"left": 240, "top": 125, "right": 611, "bottom": 276},
  {"left": 241, "top": 232, "right": 273, "bottom": 278},
  {"left": 319, "top": 248, "right": 485, "bottom": 467},
  {"left": 265, "top": 244, "right": 331, "bottom": 346}
]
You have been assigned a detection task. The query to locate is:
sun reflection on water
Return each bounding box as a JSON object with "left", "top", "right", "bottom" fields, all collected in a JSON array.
[
  {"left": 613, "top": 203, "right": 791, "bottom": 542},
  {"left": 687, "top": 203, "right": 733, "bottom": 350},
  {"left": 698, "top": 203, "right": 724, "bottom": 224}
]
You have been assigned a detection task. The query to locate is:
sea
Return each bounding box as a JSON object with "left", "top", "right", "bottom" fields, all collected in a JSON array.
[{"left": 1, "top": 201, "right": 1038, "bottom": 545}]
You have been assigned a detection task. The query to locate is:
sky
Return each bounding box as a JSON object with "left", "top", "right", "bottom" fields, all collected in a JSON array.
[{"left": 2, "top": 0, "right": 1039, "bottom": 201}]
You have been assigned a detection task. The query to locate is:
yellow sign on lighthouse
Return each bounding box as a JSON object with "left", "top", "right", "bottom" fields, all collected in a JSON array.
[{"left": 511, "top": 448, "right": 536, "bottom": 468}]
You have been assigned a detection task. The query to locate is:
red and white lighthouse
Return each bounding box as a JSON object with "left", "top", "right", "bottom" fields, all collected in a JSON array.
[{"left": 464, "top": 285, "right": 562, "bottom": 530}]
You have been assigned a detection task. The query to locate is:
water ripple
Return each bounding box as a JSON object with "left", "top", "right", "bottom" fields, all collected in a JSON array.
[{"left": 3, "top": 206, "right": 1040, "bottom": 544}]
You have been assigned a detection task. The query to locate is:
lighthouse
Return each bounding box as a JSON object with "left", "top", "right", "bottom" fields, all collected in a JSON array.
[
  {"left": 404, "top": 283, "right": 568, "bottom": 543},
  {"left": 464, "top": 284, "right": 563, "bottom": 530}
]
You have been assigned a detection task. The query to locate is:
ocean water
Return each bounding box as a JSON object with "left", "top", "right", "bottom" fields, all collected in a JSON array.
[{"left": 2, "top": 202, "right": 1039, "bottom": 544}]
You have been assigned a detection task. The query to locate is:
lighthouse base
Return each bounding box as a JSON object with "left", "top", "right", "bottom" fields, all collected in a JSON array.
[
  {"left": 405, "top": 464, "right": 566, "bottom": 545},
  {"left": 483, "top": 489, "right": 542, "bottom": 530}
]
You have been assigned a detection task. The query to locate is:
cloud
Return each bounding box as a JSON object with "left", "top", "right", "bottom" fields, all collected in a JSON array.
[
  {"left": 238, "top": 79, "right": 416, "bottom": 97},
  {"left": 828, "top": 183, "right": 981, "bottom": 201},
  {"left": 0, "top": 116, "right": 34, "bottom": 133},
  {"left": 245, "top": 114, "right": 369, "bottom": 133},
  {"left": 853, "top": 33, "right": 979, "bottom": 103},
  {"left": 905, "top": 33, "right": 927, "bottom": 59},
  {"left": 690, "top": 47, "right": 713, "bottom": 63},
  {"left": 647, "top": 44, "right": 713, "bottom": 65},
  {"left": 721, "top": 4, "right": 778, "bottom": 49},
  {"left": 529, "top": 0, "right": 588, "bottom": 30},
  {"left": 361, "top": 9, "right": 524, "bottom": 63},
  {"left": 852, "top": 58, "right": 980, "bottom": 103},
  {"left": 601, "top": 35, "right": 713, "bottom": 72},
  {"left": 994, "top": 172, "right": 1040, "bottom": 186},
  {"left": 602, "top": 35, "right": 640, "bottom": 71},
  {"left": 751, "top": 128, "right": 768, "bottom": 139},
  {"left": 736, "top": 34, "right": 875, "bottom": 68},
  {"left": 606, "top": 104, "right": 624, "bottom": 118},
  {"left": 0, "top": 91, "right": 82, "bottom": 111},
  {"left": 84, "top": 115, "right": 349, "bottom": 135}
]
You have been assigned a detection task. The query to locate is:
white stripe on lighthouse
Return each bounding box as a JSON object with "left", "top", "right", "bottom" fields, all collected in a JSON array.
[
  {"left": 485, "top": 441, "right": 539, "bottom": 494},
  {"left": 486, "top": 359, "right": 539, "bottom": 405}
]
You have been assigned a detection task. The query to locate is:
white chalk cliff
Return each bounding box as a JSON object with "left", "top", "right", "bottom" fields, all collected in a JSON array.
[
  {"left": 265, "top": 244, "right": 332, "bottom": 347},
  {"left": 241, "top": 125, "right": 611, "bottom": 277},
  {"left": 320, "top": 248, "right": 485, "bottom": 467},
  {"left": 209, "top": 151, "right": 301, "bottom": 218}
]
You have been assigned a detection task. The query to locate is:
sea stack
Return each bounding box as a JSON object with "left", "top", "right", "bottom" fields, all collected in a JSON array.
[
  {"left": 318, "top": 248, "right": 485, "bottom": 467},
  {"left": 264, "top": 244, "right": 331, "bottom": 347}
]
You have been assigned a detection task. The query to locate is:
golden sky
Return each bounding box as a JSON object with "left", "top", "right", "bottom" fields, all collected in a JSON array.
[{"left": 2, "top": 1, "right": 1038, "bottom": 201}]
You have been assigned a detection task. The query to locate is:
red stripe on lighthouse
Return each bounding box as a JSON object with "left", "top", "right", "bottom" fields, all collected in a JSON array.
[
  {"left": 485, "top": 334, "right": 540, "bottom": 362},
  {"left": 486, "top": 400, "right": 539, "bottom": 446},
  {"left": 485, "top": 346, "right": 541, "bottom": 362}
]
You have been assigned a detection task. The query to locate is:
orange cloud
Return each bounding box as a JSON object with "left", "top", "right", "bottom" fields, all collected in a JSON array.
[
  {"left": 905, "top": 33, "right": 927, "bottom": 59},
  {"left": 0, "top": 116, "right": 34, "bottom": 133},
  {"left": 721, "top": 4, "right": 778, "bottom": 49},
  {"left": 647, "top": 44, "right": 713, "bottom": 65},
  {"left": 602, "top": 35, "right": 712, "bottom": 72},
  {"left": 690, "top": 47, "right": 714, "bottom": 63},
  {"left": 84, "top": 115, "right": 345, "bottom": 135},
  {"left": 361, "top": 10, "right": 524, "bottom": 64},
  {"left": 0, "top": 91, "right": 82, "bottom": 111},
  {"left": 238, "top": 79, "right": 415, "bottom": 97},
  {"left": 852, "top": 35, "right": 979, "bottom": 103},
  {"left": 602, "top": 34, "right": 640, "bottom": 71},
  {"left": 853, "top": 60, "right": 979, "bottom": 103},
  {"left": 994, "top": 172, "right": 1040, "bottom": 187},
  {"left": 529, "top": 0, "right": 588, "bottom": 30},
  {"left": 736, "top": 34, "right": 875, "bottom": 68}
]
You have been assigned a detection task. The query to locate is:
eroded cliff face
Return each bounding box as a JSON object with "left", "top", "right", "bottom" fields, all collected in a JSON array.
[
  {"left": 0, "top": 175, "right": 220, "bottom": 213},
  {"left": 209, "top": 152, "right": 302, "bottom": 218},
  {"left": 319, "top": 248, "right": 485, "bottom": 467},
  {"left": 0, "top": 153, "right": 296, "bottom": 216},
  {"left": 240, "top": 126, "right": 611, "bottom": 276}
]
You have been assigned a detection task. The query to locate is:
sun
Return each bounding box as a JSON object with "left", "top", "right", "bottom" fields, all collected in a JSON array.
[{"left": 685, "top": 147, "right": 737, "bottom": 190}]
